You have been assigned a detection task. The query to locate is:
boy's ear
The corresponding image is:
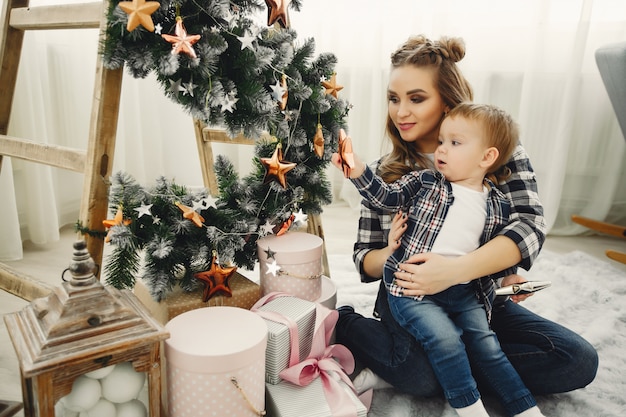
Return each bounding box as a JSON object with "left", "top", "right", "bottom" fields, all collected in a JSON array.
[{"left": 481, "top": 147, "right": 499, "bottom": 169}]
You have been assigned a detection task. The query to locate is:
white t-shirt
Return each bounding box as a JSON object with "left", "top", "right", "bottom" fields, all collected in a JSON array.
[{"left": 430, "top": 183, "right": 489, "bottom": 283}]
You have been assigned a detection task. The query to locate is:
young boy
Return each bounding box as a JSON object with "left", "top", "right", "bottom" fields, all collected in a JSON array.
[{"left": 333, "top": 103, "right": 546, "bottom": 417}]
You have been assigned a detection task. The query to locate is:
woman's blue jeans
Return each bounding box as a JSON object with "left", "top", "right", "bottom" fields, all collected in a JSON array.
[
  {"left": 388, "top": 284, "right": 536, "bottom": 414},
  {"left": 335, "top": 280, "right": 598, "bottom": 399}
]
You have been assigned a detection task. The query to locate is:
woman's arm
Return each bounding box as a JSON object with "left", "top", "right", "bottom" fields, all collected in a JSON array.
[{"left": 395, "top": 235, "right": 521, "bottom": 296}]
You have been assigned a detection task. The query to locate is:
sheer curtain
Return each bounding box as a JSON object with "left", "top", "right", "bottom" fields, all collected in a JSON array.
[{"left": 1, "top": 0, "right": 625, "bottom": 261}]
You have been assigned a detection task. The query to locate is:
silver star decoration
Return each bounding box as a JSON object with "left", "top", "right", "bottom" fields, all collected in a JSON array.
[
  {"left": 204, "top": 195, "right": 218, "bottom": 209},
  {"left": 155, "top": 23, "right": 163, "bottom": 35},
  {"left": 238, "top": 32, "right": 256, "bottom": 50},
  {"left": 223, "top": 9, "right": 237, "bottom": 27},
  {"left": 265, "top": 259, "right": 281, "bottom": 277},
  {"left": 183, "top": 78, "right": 197, "bottom": 97},
  {"left": 134, "top": 203, "right": 153, "bottom": 218},
  {"left": 192, "top": 199, "right": 205, "bottom": 211},
  {"left": 264, "top": 247, "right": 277, "bottom": 260},
  {"left": 270, "top": 80, "right": 286, "bottom": 102},
  {"left": 260, "top": 220, "right": 275, "bottom": 235},
  {"left": 152, "top": 216, "right": 161, "bottom": 225},
  {"left": 168, "top": 78, "right": 185, "bottom": 95},
  {"left": 293, "top": 209, "right": 307, "bottom": 225},
  {"left": 220, "top": 94, "right": 239, "bottom": 113}
]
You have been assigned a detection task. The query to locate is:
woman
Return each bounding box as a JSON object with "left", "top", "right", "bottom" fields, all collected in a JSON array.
[{"left": 334, "top": 34, "right": 598, "bottom": 399}]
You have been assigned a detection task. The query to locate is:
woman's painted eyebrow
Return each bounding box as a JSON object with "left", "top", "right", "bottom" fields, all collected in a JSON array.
[
  {"left": 387, "top": 88, "right": 427, "bottom": 95},
  {"left": 406, "top": 88, "right": 427, "bottom": 95}
]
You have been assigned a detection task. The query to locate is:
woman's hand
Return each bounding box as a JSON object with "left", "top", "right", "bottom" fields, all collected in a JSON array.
[
  {"left": 500, "top": 273, "right": 534, "bottom": 303},
  {"left": 393, "top": 252, "right": 466, "bottom": 297}
]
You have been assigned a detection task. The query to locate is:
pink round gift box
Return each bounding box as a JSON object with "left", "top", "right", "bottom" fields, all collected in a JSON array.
[
  {"left": 165, "top": 307, "right": 267, "bottom": 417},
  {"left": 257, "top": 232, "right": 323, "bottom": 301}
]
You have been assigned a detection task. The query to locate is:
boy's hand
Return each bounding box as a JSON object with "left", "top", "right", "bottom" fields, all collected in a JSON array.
[{"left": 331, "top": 129, "right": 365, "bottom": 178}]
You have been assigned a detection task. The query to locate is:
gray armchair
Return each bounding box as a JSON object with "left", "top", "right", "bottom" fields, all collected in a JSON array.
[{"left": 572, "top": 41, "right": 626, "bottom": 264}]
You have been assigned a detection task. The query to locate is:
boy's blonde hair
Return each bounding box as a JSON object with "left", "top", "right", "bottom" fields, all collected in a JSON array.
[{"left": 446, "top": 102, "right": 519, "bottom": 183}]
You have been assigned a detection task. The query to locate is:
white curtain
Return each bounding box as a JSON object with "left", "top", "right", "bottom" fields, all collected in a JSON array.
[{"left": 2, "top": 0, "right": 625, "bottom": 261}]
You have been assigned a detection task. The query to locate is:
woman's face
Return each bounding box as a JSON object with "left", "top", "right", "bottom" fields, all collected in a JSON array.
[{"left": 387, "top": 65, "right": 448, "bottom": 151}]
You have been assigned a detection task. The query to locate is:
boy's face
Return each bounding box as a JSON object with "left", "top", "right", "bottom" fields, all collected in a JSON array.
[{"left": 435, "top": 116, "right": 494, "bottom": 187}]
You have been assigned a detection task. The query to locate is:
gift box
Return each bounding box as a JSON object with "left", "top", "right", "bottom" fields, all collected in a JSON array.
[
  {"left": 257, "top": 232, "right": 323, "bottom": 301},
  {"left": 165, "top": 307, "right": 268, "bottom": 417},
  {"left": 253, "top": 295, "right": 317, "bottom": 384},
  {"left": 134, "top": 271, "right": 261, "bottom": 324},
  {"left": 317, "top": 276, "right": 337, "bottom": 310},
  {"left": 265, "top": 377, "right": 368, "bottom": 417}
]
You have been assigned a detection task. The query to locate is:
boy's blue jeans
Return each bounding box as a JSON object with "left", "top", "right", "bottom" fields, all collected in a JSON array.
[
  {"left": 387, "top": 283, "right": 536, "bottom": 414},
  {"left": 336, "top": 280, "right": 598, "bottom": 398}
]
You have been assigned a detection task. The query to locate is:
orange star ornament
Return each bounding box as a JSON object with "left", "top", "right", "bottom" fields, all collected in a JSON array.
[
  {"left": 118, "top": 0, "right": 160, "bottom": 32},
  {"left": 279, "top": 74, "right": 288, "bottom": 110},
  {"left": 175, "top": 201, "right": 205, "bottom": 227},
  {"left": 338, "top": 128, "right": 355, "bottom": 178},
  {"left": 276, "top": 214, "right": 295, "bottom": 236},
  {"left": 265, "top": 0, "right": 291, "bottom": 28},
  {"left": 194, "top": 254, "right": 237, "bottom": 302},
  {"left": 313, "top": 123, "right": 325, "bottom": 158},
  {"left": 260, "top": 143, "right": 297, "bottom": 189},
  {"left": 102, "top": 207, "right": 132, "bottom": 243},
  {"left": 322, "top": 73, "right": 343, "bottom": 99},
  {"left": 162, "top": 16, "right": 201, "bottom": 58}
]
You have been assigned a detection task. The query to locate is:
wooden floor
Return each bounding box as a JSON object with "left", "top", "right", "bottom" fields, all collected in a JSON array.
[{"left": 1, "top": 202, "right": 625, "bottom": 414}]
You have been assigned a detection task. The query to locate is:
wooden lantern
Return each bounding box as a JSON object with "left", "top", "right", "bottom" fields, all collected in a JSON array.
[{"left": 3, "top": 240, "right": 170, "bottom": 416}]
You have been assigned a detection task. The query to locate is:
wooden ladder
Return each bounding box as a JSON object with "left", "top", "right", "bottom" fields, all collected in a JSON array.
[
  {"left": 0, "top": 0, "right": 121, "bottom": 301},
  {"left": 193, "top": 120, "right": 331, "bottom": 278},
  {"left": 0, "top": 1, "right": 331, "bottom": 302}
]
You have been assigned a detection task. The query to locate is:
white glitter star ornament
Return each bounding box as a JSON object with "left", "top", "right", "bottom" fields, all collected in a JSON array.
[
  {"left": 134, "top": 203, "right": 153, "bottom": 218},
  {"left": 265, "top": 259, "right": 281, "bottom": 277}
]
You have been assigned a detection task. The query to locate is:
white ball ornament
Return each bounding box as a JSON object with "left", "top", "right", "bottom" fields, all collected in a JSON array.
[
  {"left": 62, "top": 375, "right": 102, "bottom": 412},
  {"left": 84, "top": 399, "right": 116, "bottom": 417},
  {"left": 116, "top": 399, "right": 148, "bottom": 417},
  {"left": 85, "top": 364, "right": 116, "bottom": 380},
  {"left": 55, "top": 398, "right": 79, "bottom": 417},
  {"left": 101, "top": 362, "right": 146, "bottom": 403}
]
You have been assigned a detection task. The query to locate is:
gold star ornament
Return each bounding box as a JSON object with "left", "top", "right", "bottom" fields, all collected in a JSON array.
[
  {"left": 194, "top": 253, "right": 237, "bottom": 302},
  {"left": 261, "top": 143, "right": 297, "bottom": 189},
  {"left": 322, "top": 73, "right": 343, "bottom": 99},
  {"left": 102, "top": 206, "right": 132, "bottom": 243},
  {"left": 175, "top": 201, "right": 205, "bottom": 227},
  {"left": 265, "top": 0, "right": 291, "bottom": 28},
  {"left": 118, "top": 0, "right": 160, "bottom": 32},
  {"left": 162, "top": 16, "right": 201, "bottom": 58},
  {"left": 313, "top": 123, "right": 325, "bottom": 158}
]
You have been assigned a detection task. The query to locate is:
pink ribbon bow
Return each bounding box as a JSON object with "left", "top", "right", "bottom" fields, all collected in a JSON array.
[
  {"left": 281, "top": 298, "right": 367, "bottom": 417},
  {"left": 252, "top": 292, "right": 371, "bottom": 416},
  {"left": 279, "top": 343, "right": 360, "bottom": 417}
]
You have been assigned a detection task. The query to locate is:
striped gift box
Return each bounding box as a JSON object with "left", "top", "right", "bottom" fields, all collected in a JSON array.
[
  {"left": 255, "top": 296, "right": 317, "bottom": 384},
  {"left": 265, "top": 377, "right": 368, "bottom": 417}
]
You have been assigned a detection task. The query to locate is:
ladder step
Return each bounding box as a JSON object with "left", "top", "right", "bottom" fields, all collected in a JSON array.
[
  {"left": 0, "top": 135, "right": 86, "bottom": 172},
  {"left": 10, "top": 2, "right": 103, "bottom": 30},
  {"left": 203, "top": 128, "right": 255, "bottom": 145}
]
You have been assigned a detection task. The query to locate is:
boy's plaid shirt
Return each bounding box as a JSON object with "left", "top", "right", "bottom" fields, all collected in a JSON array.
[
  {"left": 351, "top": 165, "right": 510, "bottom": 298},
  {"left": 353, "top": 144, "right": 547, "bottom": 285}
]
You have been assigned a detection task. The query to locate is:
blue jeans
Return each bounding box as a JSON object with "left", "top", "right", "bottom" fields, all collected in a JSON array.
[
  {"left": 335, "top": 281, "right": 598, "bottom": 398},
  {"left": 388, "top": 284, "right": 536, "bottom": 414}
]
